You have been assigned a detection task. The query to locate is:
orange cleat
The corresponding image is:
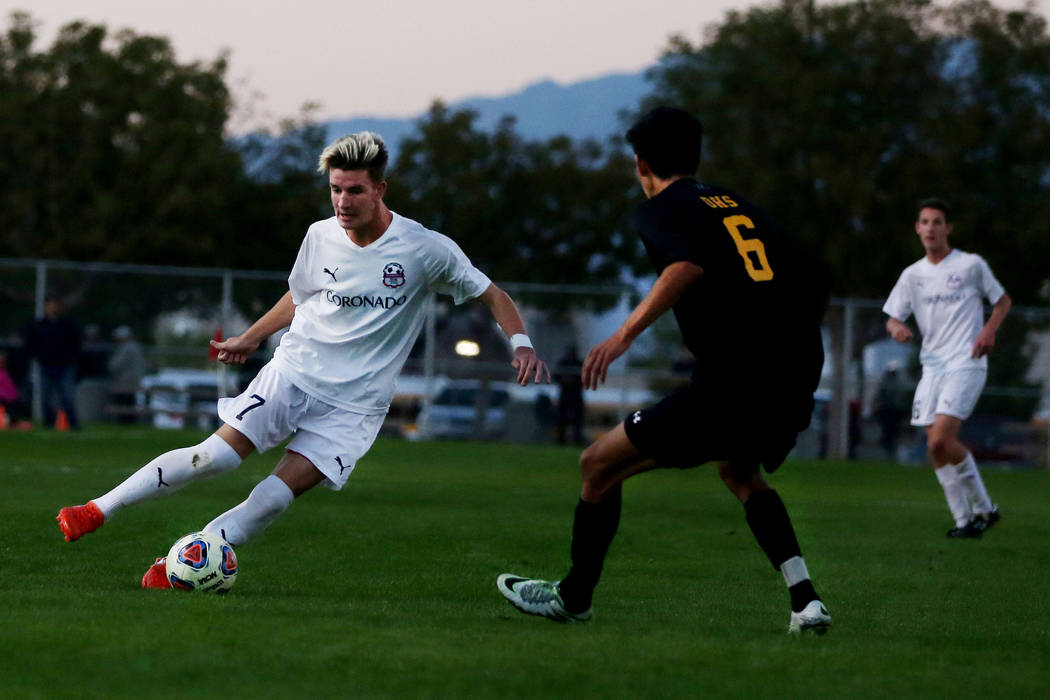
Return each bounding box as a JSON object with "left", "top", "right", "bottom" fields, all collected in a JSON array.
[
  {"left": 56, "top": 502, "right": 105, "bottom": 542},
  {"left": 141, "top": 557, "right": 172, "bottom": 589}
]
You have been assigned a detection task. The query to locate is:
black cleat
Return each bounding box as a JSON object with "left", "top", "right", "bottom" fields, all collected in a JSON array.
[
  {"left": 947, "top": 521, "right": 983, "bottom": 539},
  {"left": 973, "top": 506, "right": 1001, "bottom": 533}
]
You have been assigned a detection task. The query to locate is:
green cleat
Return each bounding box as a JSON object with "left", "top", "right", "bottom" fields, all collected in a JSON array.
[{"left": 497, "top": 574, "right": 592, "bottom": 622}]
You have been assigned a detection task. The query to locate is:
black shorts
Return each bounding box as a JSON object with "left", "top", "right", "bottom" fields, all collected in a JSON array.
[{"left": 622, "top": 381, "right": 813, "bottom": 475}]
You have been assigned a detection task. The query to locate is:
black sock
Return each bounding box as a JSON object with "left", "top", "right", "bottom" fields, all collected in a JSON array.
[
  {"left": 789, "top": 580, "right": 820, "bottom": 613},
  {"left": 743, "top": 489, "right": 802, "bottom": 570},
  {"left": 743, "top": 489, "right": 820, "bottom": 612},
  {"left": 558, "top": 489, "right": 622, "bottom": 612}
]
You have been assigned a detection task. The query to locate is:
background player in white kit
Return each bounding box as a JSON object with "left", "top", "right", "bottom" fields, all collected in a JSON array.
[
  {"left": 883, "top": 198, "right": 1011, "bottom": 538},
  {"left": 57, "top": 131, "right": 551, "bottom": 586}
]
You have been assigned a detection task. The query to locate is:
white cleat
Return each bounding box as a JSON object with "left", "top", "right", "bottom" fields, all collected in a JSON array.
[
  {"left": 497, "top": 573, "right": 592, "bottom": 622},
  {"left": 789, "top": 599, "right": 831, "bottom": 635}
]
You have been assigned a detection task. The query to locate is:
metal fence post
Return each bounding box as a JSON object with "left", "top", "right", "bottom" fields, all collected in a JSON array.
[
  {"left": 30, "top": 260, "right": 47, "bottom": 423},
  {"left": 218, "top": 269, "right": 234, "bottom": 399},
  {"left": 838, "top": 299, "right": 856, "bottom": 458}
]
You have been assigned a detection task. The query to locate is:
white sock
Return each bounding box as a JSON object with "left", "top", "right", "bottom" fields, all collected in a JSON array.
[
  {"left": 781, "top": 556, "right": 811, "bottom": 587},
  {"left": 954, "top": 452, "right": 994, "bottom": 515},
  {"left": 93, "top": 434, "right": 242, "bottom": 519},
  {"left": 203, "top": 475, "right": 294, "bottom": 547},
  {"left": 935, "top": 465, "right": 972, "bottom": 528}
]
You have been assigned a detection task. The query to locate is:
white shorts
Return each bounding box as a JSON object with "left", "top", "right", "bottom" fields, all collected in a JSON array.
[
  {"left": 217, "top": 362, "right": 385, "bottom": 490},
  {"left": 910, "top": 368, "right": 986, "bottom": 426}
]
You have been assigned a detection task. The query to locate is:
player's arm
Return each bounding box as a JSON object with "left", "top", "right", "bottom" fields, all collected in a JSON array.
[
  {"left": 477, "top": 283, "right": 551, "bottom": 385},
  {"left": 210, "top": 291, "right": 296, "bottom": 365},
  {"left": 972, "top": 293, "right": 1012, "bottom": 358},
  {"left": 582, "top": 260, "right": 703, "bottom": 390},
  {"left": 886, "top": 316, "right": 913, "bottom": 343}
]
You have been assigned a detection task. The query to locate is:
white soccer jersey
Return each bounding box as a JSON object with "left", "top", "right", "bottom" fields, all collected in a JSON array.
[
  {"left": 882, "top": 249, "right": 1005, "bottom": 372},
  {"left": 272, "top": 212, "right": 491, "bottom": 414}
]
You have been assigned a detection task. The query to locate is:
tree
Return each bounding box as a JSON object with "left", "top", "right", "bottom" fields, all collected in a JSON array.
[
  {"left": 0, "top": 13, "right": 251, "bottom": 264},
  {"left": 386, "top": 103, "right": 643, "bottom": 309}
]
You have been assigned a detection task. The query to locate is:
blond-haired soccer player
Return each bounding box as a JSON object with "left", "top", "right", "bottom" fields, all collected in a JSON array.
[
  {"left": 883, "top": 198, "right": 1011, "bottom": 538},
  {"left": 58, "top": 132, "right": 550, "bottom": 586}
]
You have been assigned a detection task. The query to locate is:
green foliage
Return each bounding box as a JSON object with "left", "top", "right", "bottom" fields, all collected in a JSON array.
[
  {"left": 6, "top": 428, "right": 1050, "bottom": 697},
  {"left": 645, "top": 0, "right": 1050, "bottom": 305},
  {"left": 0, "top": 13, "right": 243, "bottom": 263},
  {"left": 387, "top": 103, "right": 643, "bottom": 305},
  {"left": 0, "top": 12, "right": 326, "bottom": 271}
]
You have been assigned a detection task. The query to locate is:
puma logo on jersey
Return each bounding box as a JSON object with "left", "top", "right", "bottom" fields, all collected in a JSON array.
[
  {"left": 323, "top": 267, "right": 339, "bottom": 281},
  {"left": 157, "top": 467, "right": 170, "bottom": 488},
  {"left": 335, "top": 456, "right": 350, "bottom": 474}
]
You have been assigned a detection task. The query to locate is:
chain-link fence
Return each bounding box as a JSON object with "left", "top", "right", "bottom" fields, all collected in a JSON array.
[{"left": 2, "top": 258, "right": 1047, "bottom": 466}]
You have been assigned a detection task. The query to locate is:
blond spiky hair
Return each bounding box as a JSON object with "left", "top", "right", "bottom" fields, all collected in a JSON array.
[{"left": 317, "top": 131, "right": 389, "bottom": 182}]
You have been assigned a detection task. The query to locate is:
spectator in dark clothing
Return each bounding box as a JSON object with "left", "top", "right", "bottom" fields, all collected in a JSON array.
[
  {"left": 554, "top": 345, "right": 585, "bottom": 445},
  {"left": 26, "top": 297, "right": 81, "bottom": 429}
]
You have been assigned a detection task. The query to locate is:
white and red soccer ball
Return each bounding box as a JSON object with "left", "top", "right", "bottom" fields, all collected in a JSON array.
[{"left": 165, "top": 531, "right": 238, "bottom": 593}]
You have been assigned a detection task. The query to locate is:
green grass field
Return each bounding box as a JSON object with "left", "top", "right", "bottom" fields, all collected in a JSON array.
[{"left": 3, "top": 427, "right": 1050, "bottom": 699}]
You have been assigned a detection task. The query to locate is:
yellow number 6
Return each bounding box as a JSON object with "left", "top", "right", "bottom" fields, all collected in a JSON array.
[{"left": 723, "top": 215, "right": 773, "bottom": 281}]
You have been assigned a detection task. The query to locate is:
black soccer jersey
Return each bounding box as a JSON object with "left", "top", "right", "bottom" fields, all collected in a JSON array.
[{"left": 635, "top": 179, "right": 825, "bottom": 407}]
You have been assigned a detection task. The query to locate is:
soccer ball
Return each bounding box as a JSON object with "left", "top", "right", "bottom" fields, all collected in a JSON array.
[{"left": 165, "top": 530, "right": 238, "bottom": 593}]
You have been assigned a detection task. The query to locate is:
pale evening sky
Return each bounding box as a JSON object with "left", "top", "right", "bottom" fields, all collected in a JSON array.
[{"left": 4, "top": 0, "right": 1046, "bottom": 132}]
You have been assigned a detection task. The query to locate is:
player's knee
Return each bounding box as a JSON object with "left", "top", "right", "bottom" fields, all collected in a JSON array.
[
  {"left": 193, "top": 433, "right": 243, "bottom": 476},
  {"left": 926, "top": 433, "right": 950, "bottom": 461},
  {"left": 579, "top": 445, "right": 609, "bottom": 486}
]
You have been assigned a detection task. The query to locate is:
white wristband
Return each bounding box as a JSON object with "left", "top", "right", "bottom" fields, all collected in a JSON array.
[{"left": 510, "top": 333, "right": 533, "bottom": 350}]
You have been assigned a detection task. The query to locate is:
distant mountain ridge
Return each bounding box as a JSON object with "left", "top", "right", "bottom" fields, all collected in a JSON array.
[{"left": 324, "top": 71, "right": 651, "bottom": 158}]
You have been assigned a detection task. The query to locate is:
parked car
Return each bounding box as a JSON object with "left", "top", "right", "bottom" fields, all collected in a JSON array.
[
  {"left": 138, "top": 368, "right": 238, "bottom": 430},
  {"left": 415, "top": 379, "right": 513, "bottom": 439}
]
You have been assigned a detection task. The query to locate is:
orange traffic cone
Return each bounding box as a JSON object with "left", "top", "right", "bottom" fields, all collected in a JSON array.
[
  {"left": 0, "top": 404, "right": 8, "bottom": 429},
  {"left": 55, "top": 409, "right": 70, "bottom": 431}
]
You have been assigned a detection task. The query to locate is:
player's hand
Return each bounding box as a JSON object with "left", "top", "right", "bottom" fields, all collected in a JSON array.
[
  {"left": 972, "top": 328, "right": 996, "bottom": 358},
  {"left": 582, "top": 333, "right": 631, "bottom": 390},
  {"left": 889, "top": 324, "right": 913, "bottom": 343},
  {"left": 210, "top": 335, "right": 259, "bottom": 365},
  {"left": 512, "top": 348, "right": 551, "bottom": 385}
]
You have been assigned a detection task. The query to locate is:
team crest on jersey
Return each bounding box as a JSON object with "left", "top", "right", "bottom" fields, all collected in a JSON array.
[
  {"left": 946, "top": 273, "right": 962, "bottom": 290},
  {"left": 382, "top": 262, "right": 406, "bottom": 288}
]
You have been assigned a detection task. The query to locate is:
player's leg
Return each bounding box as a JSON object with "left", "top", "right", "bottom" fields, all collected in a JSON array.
[
  {"left": 498, "top": 422, "right": 657, "bottom": 621},
  {"left": 561, "top": 423, "right": 658, "bottom": 608},
  {"left": 933, "top": 369, "right": 998, "bottom": 530},
  {"left": 926, "top": 416, "right": 974, "bottom": 535},
  {"left": 203, "top": 403, "right": 384, "bottom": 548},
  {"left": 913, "top": 372, "right": 978, "bottom": 536},
  {"left": 719, "top": 461, "right": 829, "bottom": 633},
  {"left": 202, "top": 450, "right": 321, "bottom": 546},
  {"left": 143, "top": 451, "right": 319, "bottom": 589},
  {"left": 57, "top": 425, "right": 251, "bottom": 542},
  {"left": 928, "top": 415, "right": 997, "bottom": 535}
]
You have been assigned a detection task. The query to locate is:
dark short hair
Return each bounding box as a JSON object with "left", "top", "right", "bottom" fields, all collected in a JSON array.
[
  {"left": 625, "top": 107, "right": 703, "bottom": 178},
  {"left": 916, "top": 197, "right": 952, "bottom": 222}
]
